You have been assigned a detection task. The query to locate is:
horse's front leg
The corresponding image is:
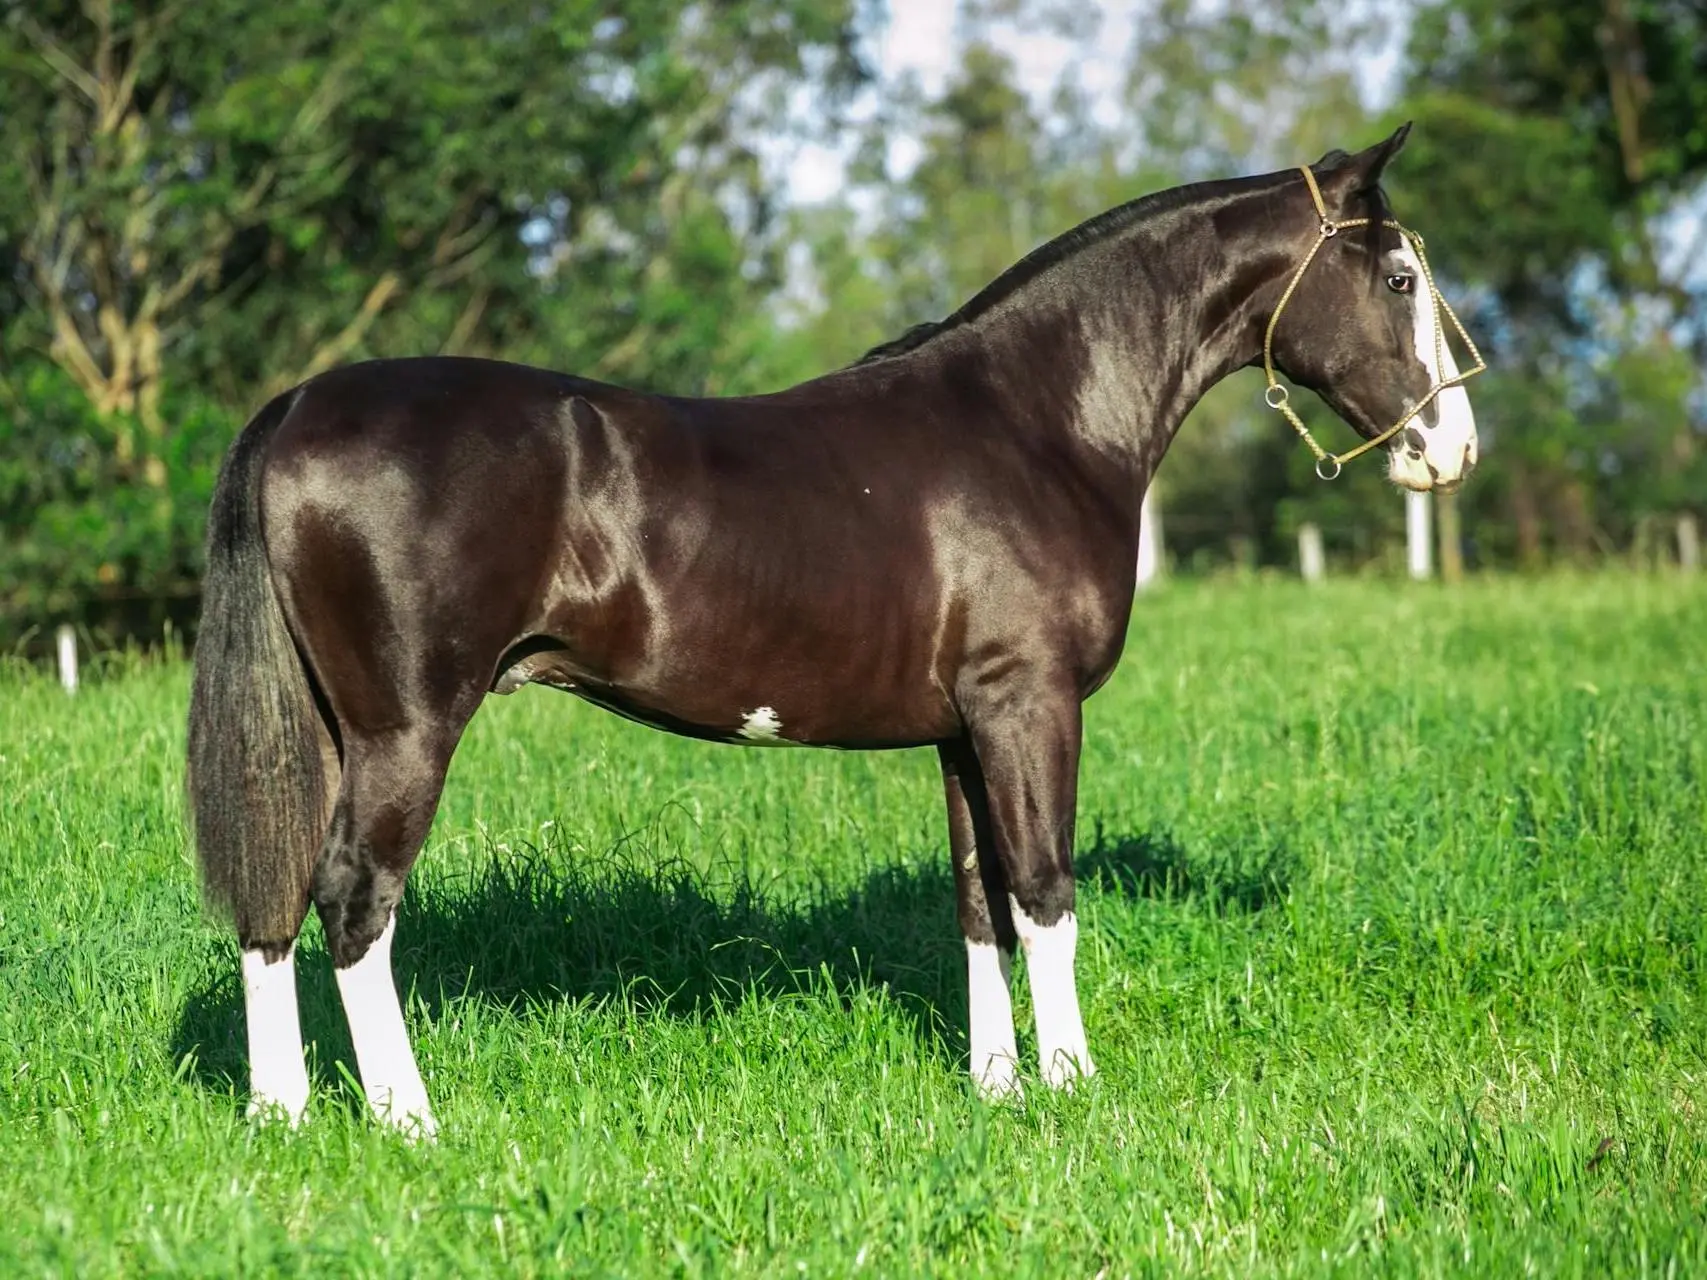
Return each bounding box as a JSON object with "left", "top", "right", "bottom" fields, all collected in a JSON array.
[
  {"left": 966, "top": 685, "right": 1095, "bottom": 1089},
  {"left": 938, "top": 739, "right": 1020, "bottom": 1098}
]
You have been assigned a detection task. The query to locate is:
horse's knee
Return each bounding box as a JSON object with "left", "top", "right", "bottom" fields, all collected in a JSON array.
[
  {"left": 312, "top": 804, "right": 407, "bottom": 968},
  {"left": 312, "top": 748, "right": 445, "bottom": 967}
]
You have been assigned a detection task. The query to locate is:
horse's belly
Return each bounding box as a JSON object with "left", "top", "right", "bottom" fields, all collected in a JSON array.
[{"left": 496, "top": 617, "right": 958, "bottom": 749}]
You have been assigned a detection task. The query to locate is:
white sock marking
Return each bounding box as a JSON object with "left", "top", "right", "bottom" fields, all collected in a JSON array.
[
  {"left": 1011, "top": 901, "right": 1096, "bottom": 1089},
  {"left": 737, "top": 705, "right": 789, "bottom": 744},
  {"left": 335, "top": 912, "right": 436, "bottom": 1138},
  {"left": 965, "top": 940, "right": 1020, "bottom": 1098},
  {"left": 242, "top": 945, "right": 310, "bottom": 1124}
]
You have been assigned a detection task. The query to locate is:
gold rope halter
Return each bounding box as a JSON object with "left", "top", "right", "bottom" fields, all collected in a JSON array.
[{"left": 1262, "top": 165, "right": 1486, "bottom": 480}]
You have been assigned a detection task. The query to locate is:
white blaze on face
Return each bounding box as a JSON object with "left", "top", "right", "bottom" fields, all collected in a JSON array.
[
  {"left": 242, "top": 944, "right": 311, "bottom": 1123},
  {"left": 1387, "top": 241, "right": 1477, "bottom": 492},
  {"left": 965, "top": 940, "right": 1020, "bottom": 1098},
  {"left": 737, "top": 706, "right": 790, "bottom": 744},
  {"left": 1009, "top": 899, "right": 1096, "bottom": 1089}
]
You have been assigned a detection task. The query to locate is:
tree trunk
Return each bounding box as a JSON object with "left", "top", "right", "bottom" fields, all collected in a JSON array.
[{"left": 1510, "top": 466, "right": 1544, "bottom": 569}]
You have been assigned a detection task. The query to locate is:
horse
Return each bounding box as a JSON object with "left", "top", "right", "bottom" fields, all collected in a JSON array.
[{"left": 186, "top": 124, "right": 1480, "bottom": 1135}]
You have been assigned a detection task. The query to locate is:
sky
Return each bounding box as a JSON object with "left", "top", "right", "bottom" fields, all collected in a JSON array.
[
  {"left": 782, "top": 0, "right": 1143, "bottom": 204},
  {"left": 771, "top": 0, "right": 1704, "bottom": 300},
  {"left": 779, "top": 0, "right": 1408, "bottom": 205}
]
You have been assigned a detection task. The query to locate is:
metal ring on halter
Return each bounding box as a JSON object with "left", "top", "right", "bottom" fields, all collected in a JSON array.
[
  {"left": 1264, "top": 384, "right": 1290, "bottom": 409},
  {"left": 1315, "top": 456, "right": 1342, "bottom": 481},
  {"left": 1320, "top": 220, "right": 1337, "bottom": 238}
]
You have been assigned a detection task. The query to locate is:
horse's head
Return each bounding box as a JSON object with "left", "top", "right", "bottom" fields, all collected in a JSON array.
[{"left": 1261, "top": 124, "right": 1481, "bottom": 493}]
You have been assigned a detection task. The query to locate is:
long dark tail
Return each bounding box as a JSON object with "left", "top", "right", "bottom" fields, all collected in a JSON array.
[{"left": 187, "top": 390, "right": 328, "bottom": 950}]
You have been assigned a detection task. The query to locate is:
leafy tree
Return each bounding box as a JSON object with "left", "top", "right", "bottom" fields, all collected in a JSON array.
[
  {"left": 0, "top": 0, "right": 862, "bottom": 478},
  {"left": 0, "top": 0, "right": 862, "bottom": 642},
  {"left": 787, "top": 35, "right": 1143, "bottom": 369},
  {"left": 1402, "top": 0, "right": 1707, "bottom": 314},
  {"left": 1121, "top": 0, "right": 1380, "bottom": 178},
  {"left": 1395, "top": 0, "right": 1707, "bottom": 561}
]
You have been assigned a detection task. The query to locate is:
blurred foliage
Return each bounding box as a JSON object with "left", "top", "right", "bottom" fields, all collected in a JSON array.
[
  {"left": 1, "top": 0, "right": 1703, "bottom": 647},
  {"left": 0, "top": 363, "right": 223, "bottom": 638},
  {"left": 0, "top": 0, "right": 863, "bottom": 645},
  {"left": 1392, "top": 0, "right": 1707, "bottom": 564}
]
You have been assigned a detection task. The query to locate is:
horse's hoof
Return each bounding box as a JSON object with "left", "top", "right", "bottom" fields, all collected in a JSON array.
[
  {"left": 972, "top": 1054, "right": 1023, "bottom": 1102},
  {"left": 1040, "top": 1050, "right": 1098, "bottom": 1092},
  {"left": 245, "top": 1094, "right": 308, "bottom": 1128}
]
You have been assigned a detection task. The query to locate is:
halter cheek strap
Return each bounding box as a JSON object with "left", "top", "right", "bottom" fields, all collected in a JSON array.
[{"left": 1262, "top": 165, "right": 1486, "bottom": 480}]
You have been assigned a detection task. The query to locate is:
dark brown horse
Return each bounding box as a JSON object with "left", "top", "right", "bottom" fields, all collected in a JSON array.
[{"left": 187, "top": 126, "right": 1478, "bottom": 1135}]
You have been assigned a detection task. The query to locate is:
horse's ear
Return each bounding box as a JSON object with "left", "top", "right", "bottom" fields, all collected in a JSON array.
[
  {"left": 1347, "top": 122, "right": 1412, "bottom": 189},
  {"left": 1312, "top": 122, "right": 1411, "bottom": 210}
]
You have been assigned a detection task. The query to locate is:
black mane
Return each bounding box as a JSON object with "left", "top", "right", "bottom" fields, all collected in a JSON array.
[
  {"left": 850, "top": 154, "right": 1406, "bottom": 368},
  {"left": 852, "top": 176, "right": 1250, "bottom": 366}
]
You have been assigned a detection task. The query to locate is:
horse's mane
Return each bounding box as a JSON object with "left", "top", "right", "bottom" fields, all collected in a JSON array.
[
  {"left": 850, "top": 175, "right": 1249, "bottom": 367},
  {"left": 851, "top": 152, "right": 1397, "bottom": 368}
]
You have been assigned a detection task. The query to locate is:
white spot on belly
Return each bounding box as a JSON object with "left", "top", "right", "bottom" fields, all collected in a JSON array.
[
  {"left": 737, "top": 705, "right": 789, "bottom": 744},
  {"left": 492, "top": 667, "right": 528, "bottom": 696}
]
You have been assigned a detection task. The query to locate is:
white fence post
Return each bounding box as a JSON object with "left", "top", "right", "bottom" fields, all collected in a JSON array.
[
  {"left": 1679, "top": 514, "right": 1700, "bottom": 571},
  {"left": 57, "top": 625, "right": 78, "bottom": 694},
  {"left": 1406, "top": 490, "right": 1433, "bottom": 580},
  {"left": 1298, "top": 522, "right": 1325, "bottom": 584},
  {"left": 1136, "top": 485, "right": 1163, "bottom": 589}
]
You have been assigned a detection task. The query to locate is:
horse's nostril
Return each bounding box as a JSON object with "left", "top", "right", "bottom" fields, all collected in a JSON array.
[
  {"left": 1402, "top": 427, "right": 1427, "bottom": 453},
  {"left": 1460, "top": 441, "right": 1476, "bottom": 475}
]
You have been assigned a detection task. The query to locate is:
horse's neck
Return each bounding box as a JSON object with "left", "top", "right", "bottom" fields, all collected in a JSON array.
[{"left": 972, "top": 192, "right": 1290, "bottom": 486}]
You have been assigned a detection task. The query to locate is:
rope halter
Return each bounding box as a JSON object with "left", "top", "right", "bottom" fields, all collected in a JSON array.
[{"left": 1262, "top": 165, "right": 1486, "bottom": 480}]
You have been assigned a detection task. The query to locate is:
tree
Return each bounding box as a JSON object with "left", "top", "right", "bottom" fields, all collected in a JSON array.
[
  {"left": 787, "top": 32, "right": 1143, "bottom": 370},
  {"left": 0, "top": 0, "right": 863, "bottom": 642},
  {"left": 1396, "top": 0, "right": 1707, "bottom": 561},
  {"left": 0, "top": 0, "right": 863, "bottom": 478}
]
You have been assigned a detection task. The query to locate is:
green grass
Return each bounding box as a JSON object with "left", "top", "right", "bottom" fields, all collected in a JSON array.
[{"left": 3, "top": 574, "right": 1706, "bottom": 1276}]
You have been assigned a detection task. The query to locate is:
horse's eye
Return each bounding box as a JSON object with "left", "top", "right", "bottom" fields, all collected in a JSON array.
[{"left": 1386, "top": 274, "right": 1415, "bottom": 295}]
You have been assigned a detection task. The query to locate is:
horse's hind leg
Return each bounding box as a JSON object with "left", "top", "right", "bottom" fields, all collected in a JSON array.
[
  {"left": 312, "top": 722, "right": 460, "bottom": 1136},
  {"left": 938, "top": 739, "right": 1020, "bottom": 1097},
  {"left": 240, "top": 720, "right": 339, "bottom": 1123},
  {"left": 242, "top": 946, "right": 312, "bottom": 1122}
]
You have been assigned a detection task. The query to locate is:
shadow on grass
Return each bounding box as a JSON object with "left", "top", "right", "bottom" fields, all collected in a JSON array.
[
  {"left": 170, "top": 821, "right": 1292, "bottom": 1103},
  {"left": 1077, "top": 820, "right": 1295, "bottom": 916}
]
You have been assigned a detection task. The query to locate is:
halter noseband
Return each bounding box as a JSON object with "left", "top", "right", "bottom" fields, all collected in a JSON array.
[{"left": 1262, "top": 165, "right": 1486, "bottom": 480}]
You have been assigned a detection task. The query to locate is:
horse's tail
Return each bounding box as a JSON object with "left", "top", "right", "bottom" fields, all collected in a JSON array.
[{"left": 186, "top": 390, "right": 328, "bottom": 948}]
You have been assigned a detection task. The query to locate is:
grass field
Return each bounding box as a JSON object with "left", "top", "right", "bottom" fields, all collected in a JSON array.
[{"left": 2, "top": 575, "right": 1705, "bottom": 1276}]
